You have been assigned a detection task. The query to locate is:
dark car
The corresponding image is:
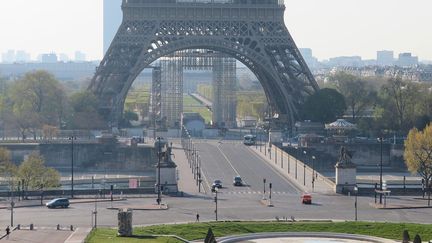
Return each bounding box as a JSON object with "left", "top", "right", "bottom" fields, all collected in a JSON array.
[
  {"left": 233, "top": 176, "right": 243, "bottom": 186},
  {"left": 46, "top": 198, "right": 70, "bottom": 209},
  {"left": 212, "top": 179, "right": 222, "bottom": 189}
]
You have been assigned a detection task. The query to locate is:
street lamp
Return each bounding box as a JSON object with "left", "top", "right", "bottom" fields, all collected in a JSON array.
[
  {"left": 354, "top": 185, "right": 358, "bottom": 221},
  {"left": 377, "top": 137, "right": 383, "bottom": 204},
  {"left": 295, "top": 147, "right": 298, "bottom": 179},
  {"left": 303, "top": 151, "right": 307, "bottom": 186},
  {"left": 214, "top": 187, "right": 219, "bottom": 221},
  {"left": 156, "top": 137, "right": 162, "bottom": 205},
  {"left": 312, "top": 155, "right": 316, "bottom": 191},
  {"left": 69, "top": 134, "right": 77, "bottom": 198}
]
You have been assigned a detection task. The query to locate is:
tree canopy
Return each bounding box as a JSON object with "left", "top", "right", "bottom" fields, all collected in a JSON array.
[
  {"left": 6, "top": 71, "right": 67, "bottom": 139},
  {"left": 332, "top": 72, "right": 377, "bottom": 122},
  {"left": 18, "top": 153, "right": 60, "bottom": 191},
  {"left": 404, "top": 124, "right": 432, "bottom": 205},
  {"left": 302, "top": 88, "right": 347, "bottom": 123}
]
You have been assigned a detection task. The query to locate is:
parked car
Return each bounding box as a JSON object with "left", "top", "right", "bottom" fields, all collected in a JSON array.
[
  {"left": 46, "top": 198, "right": 70, "bottom": 209},
  {"left": 212, "top": 179, "right": 223, "bottom": 189},
  {"left": 301, "top": 193, "right": 312, "bottom": 204},
  {"left": 233, "top": 176, "right": 243, "bottom": 186}
]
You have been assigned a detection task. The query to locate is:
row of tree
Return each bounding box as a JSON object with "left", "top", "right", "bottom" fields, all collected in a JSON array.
[
  {"left": 0, "top": 148, "right": 60, "bottom": 193},
  {"left": 0, "top": 71, "right": 108, "bottom": 139},
  {"left": 305, "top": 72, "right": 432, "bottom": 136}
]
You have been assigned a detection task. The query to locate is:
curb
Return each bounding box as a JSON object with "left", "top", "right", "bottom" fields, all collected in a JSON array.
[{"left": 217, "top": 232, "right": 398, "bottom": 243}]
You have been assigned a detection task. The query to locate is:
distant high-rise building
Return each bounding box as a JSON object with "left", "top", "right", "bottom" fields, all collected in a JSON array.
[
  {"left": 59, "top": 53, "right": 70, "bottom": 62},
  {"left": 15, "top": 50, "right": 31, "bottom": 63},
  {"left": 1, "top": 50, "right": 16, "bottom": 63},
  {"left": 299, "top": 48, "right": 319, "bottom": 69},
  {"left": 41, "top": 53, "right": 58, "bottom": 63},
  {"left": 328, "top": 56, "right": 363, "bottom": 67},
  {"left": 75, "top": 51, "right": 87, "bottom": 62},
  {"left": 103, "top": 0, "right": 123, "bottom": 55},
  {"left": 377, "top": 50, "right": 394, "bottom": 66},
  {"left": 397, "top": 53, "right": 418, "bottom": 67}
]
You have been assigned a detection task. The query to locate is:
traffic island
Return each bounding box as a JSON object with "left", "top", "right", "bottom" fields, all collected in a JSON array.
[
  {"left": 108, "top": 204, "right": 168, "bottom": 211},
  {"left": 259, "top": 199, "right": 274, "bottom": 207},
  {"left": 369, "top": 202, "right": 432, "bottom": 210}
]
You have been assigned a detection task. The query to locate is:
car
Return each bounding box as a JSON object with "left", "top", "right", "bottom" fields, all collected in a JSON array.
[
  {"left": 233, "top": 176, "right": 243, "bottom": 186},
  {"left": 212, "top": 180, "right": 223, "bottom": 189},
  {"left": 301, "top": 193, "right": 312, "bottom": 204},
  {"left": 46, "top": 198, "right": 70, "bottom": 209}
]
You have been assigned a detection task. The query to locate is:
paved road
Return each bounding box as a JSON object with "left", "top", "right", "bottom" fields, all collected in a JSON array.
[
  {"left": 0, "top": 140, "right": 432, "bottom": 231},
  {"left": 197, "top": 141, "right": 300, "bottom": 195}
]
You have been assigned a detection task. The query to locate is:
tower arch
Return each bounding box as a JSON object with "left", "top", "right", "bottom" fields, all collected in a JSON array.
[{"left": 90, "top": 0, "right": 318, "bottom": 128}]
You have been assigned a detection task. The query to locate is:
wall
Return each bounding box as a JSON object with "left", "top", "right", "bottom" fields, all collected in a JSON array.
[{"left": 0, "top": 142, "right": 156, "bottom": 172}]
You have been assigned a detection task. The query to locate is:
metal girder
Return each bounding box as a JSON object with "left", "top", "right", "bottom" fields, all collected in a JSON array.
[{"left": 89, "top": 0, "right": 318, "bottom": 129}]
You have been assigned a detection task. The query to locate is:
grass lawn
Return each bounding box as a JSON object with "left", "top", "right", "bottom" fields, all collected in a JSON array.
[
  {"left": 183, "top": 95, "right": 212, "bottom": 123},
  {"left": 86, "top": 221, "right": 432, "bottom": 242}
]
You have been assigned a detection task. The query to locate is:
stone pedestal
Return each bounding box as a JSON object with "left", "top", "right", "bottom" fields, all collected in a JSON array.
[
  {"left": 335, "top": 162, "right": 357, "bottom": 194},
  {"left": 154, "top": 141, "right": 179, "bottom": 194},
  {"left": 156, "top": 165, "right": 178, "bottom": 193},
  {"left": 118, "top": 208, "right": 133, "bottom": 237}
]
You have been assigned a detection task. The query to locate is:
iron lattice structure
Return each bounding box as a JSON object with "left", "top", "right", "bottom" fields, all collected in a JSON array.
[
  {"left": 89, "top": 0, "right": 318, "bottom": 128},
  {"left": 150, "top": 49, "right": 236, "bottom": 129}
]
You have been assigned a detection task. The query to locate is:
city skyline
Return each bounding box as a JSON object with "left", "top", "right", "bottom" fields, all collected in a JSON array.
[{"left": 0, "top": 0, "right": 431, "bottom": 61}]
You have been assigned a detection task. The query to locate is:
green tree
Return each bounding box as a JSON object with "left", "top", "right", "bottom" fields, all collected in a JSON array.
[
  {"left": 377, "top": 78, "right": 419, "bottom": 133},
  {"left": 18, "top": 153, "right": 60, "bottom": 192},
  {"left": 69, "top": 90, "right": 105, "bottom": 129},
  {"left": 8, "top": 71, "right": 67, "bottom": 139},
  {"left": 0, "top": 147, "right": 18, "bottom": 191},
  {"left": 302, "top": 88, "right": 347, "bottom": 123},
  {"left": 404, "top": 124, "right": 432, "bottom": 206},
  {"left": 332, "top": 72, "right": 377, "bottom": 122}
]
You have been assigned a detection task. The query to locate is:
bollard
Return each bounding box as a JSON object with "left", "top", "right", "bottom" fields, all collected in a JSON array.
[
  {"left": 17, "top": 224, "right": 20, "bottom": 230},
  {"left": 30, "top": 224, "right": 34, "bottom": 230},
  {"left": 70, "top": 225, "right": 74, "bottom": 231},
  {"left": 57, "top": 224, "right": 60, "bottom": 230}
]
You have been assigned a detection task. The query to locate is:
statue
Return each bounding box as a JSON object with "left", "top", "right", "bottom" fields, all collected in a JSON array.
[{"left": 338, "top": 146, "right": 353, "bottom": 165}]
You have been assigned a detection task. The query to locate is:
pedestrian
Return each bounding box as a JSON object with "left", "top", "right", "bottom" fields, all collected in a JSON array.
[
  {"left": 6, "top": 226, "right": 10, "bottom": 239},
  {"left": 196, "top": 213, "right": 200, "bottom": 222}
]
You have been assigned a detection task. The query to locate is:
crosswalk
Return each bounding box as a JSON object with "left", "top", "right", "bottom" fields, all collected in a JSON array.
[{"left": 219, "top": 191, "right": 294, "bottom": 195}]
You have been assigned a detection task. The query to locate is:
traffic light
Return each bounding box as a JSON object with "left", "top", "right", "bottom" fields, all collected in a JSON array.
[{"left": 269, "top": 183, "right": 272, "bottom": 189}]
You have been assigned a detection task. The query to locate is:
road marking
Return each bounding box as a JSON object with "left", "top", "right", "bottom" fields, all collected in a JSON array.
[
  {"left": 216, "top": 144, "right": 250, "bottom": 187},
  {"left": 247, "top": 147, "right": 302, "bottom": 194}
]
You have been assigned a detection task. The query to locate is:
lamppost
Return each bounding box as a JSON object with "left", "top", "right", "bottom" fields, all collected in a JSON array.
[
  {"left": 69, "top": 134, "right": 76, "bottom": 198},
  {"left": 214, "top": 187, "right": 218, "bottom": 221},
  {"left": 269, "top": 183, "right": 273, "bottom": 206},
  {"left": 354, "top": 185, "right": 358, "bottom": 221},
  {"left": 378, "top": 137, "right": 383, "bottom": 204},
  {"left": 312, "top": 155, "right": 316, "bottom": 191},
  {"left": 303, "top": 151, "right": 307, "bottom": 186},
  {"left": 156, "top": 137, "right": 162, "bottom": 205},
  {"left": 295, "top": 147, "right": 298, "bottom": 179}
]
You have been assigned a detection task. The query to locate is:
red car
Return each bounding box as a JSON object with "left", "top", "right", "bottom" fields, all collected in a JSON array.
[{"left": 301, "top": 193, "right": 312, "bottom": 204}]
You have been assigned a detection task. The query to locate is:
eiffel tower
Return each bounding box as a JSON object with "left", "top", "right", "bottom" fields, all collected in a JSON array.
[{"left": 89, "top": 0, "right": 319, "bottom": 128}]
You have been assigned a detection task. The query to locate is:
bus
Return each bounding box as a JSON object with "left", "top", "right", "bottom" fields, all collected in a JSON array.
[{"left": 243, "top": 134, "right": 256, "bottom": 146}]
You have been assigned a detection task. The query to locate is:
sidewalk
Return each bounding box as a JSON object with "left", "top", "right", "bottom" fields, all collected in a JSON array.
[
  {"left": 0, "top": 227, "right": 92, "bottom": 243},
  {"left": 0, "top": 198, "right": 126, "bottom": 209},
  {"left": 171, "top": 142, "right": 201, "bottom": 195},
  {"left": 249, "top": 144, "right": 335, "bottom": 194}
]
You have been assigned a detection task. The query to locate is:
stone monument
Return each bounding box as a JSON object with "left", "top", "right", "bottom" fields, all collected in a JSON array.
[
  {"left": 155, "top": 139, "right": 178, "bottom": 194},
  {"left": 335, "top": 146, "right": 357, "bottom": 194},
  {"left": 118, "top": 208, "right": 133, "bottom": 237}
]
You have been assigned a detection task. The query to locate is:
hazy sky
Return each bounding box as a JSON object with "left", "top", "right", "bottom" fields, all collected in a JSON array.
[{"left": 0, "top": 0, "right": 431, "bottom": 61}]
